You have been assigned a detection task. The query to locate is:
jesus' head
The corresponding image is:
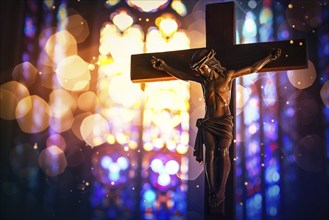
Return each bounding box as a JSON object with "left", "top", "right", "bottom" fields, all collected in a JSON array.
[{"left": 191, "top": 49, "right": 226, "bottom": 78}]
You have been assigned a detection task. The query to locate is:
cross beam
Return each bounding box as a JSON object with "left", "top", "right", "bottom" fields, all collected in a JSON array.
[{"left": 131, "top": 3, "right": 307, "bottom": 83}]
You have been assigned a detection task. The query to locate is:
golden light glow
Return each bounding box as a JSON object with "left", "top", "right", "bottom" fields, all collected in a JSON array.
[
  {"left": 78, "top": 91, "right": 98, "bottom": 112},
  {"left": 146, "top": 27, "right": 189, "bottom": 52},
  {"left": 236, "top": 84, "right": 250, "bottom": 115},
  {"left": 112, "top": 11, "right": 134, "bottom": 32},
  {"left": 56, "top": 55, "right": 91, "bottom": 91},
  {"left": 60, "top": 14, "right": 90, "bottom": 43},
  {"left": 171, "top": 0, "right": 187, "bottom": 16},
  {"left": 127, "top": 0, "right": 169, "bottom": 12},
  {"left": 105, "top": 0, "right": 120, "bottom": 7},
  {"left": 45, "top": 30, "right": 77, "bottom": 65},
  {"left": 80, "top": 114, "right": 110, "bottom": 147},
  {"left": 0, "top": 81, "right": 30, "bottom": 120},
  {"left": 176, "top": 144, "right": 188, "bottom": 154},
  {"left": 143, "top": 142, "right": 154, "bottom": 151},
  {"left": 12, "top": 62, "right": 38, "bottom": 86},
  {"left": 99, "top": 24, "right": 144, "bottom": 65},
  {"left": 156, "top": 15, "right": 178, "bottom": 38},
  {"left": 49, "top": 89, "right": 76, "bottom": 117},
  {"left": 116, "top": 132, "right": 128, "bottom": 145},
  {"left": 143, "top": 81, "right": 190, "bottom": 153},
  {"left": 108, "top": 73, "right": 143, "bottom": 107},
  {"left": 106, "top": 134, "right": 116, "bottom": 144},
  {"left": 71, "top": 112, "right": 92, "bottom": 140},
  {"left": 15, "top": 95, "right": 50, "bottom": 133}
]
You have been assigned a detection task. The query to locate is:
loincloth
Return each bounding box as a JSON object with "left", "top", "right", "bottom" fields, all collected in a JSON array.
[{"left": 193, "top": 115, "right": 234, "bottom": 163}]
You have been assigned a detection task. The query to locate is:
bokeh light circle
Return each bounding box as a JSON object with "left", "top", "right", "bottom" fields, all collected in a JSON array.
[
  {"left": 38, "top": 145, "right": 67, "bottom": 177},
  {"left": 80, "top": 114, "right": 110, "bottom": 147},
  {"left": 12, "top": 62, "right": 38, "bottom": 87},
  {"left": 91, "top": 148, "right": 132, "bottom": 189},
  {"left": 72, "top": 112, "right": 93, "bottom": 140},
  {"left": 49, "top": 89, "right": 76, "bottom": 117},
  {"left": 287, "top": 60, "right": 316, "bottom": 89},
  {"left": 78, "top": 91, "right": 98, "bottom": 112},
  {"left": 320, "top": 80, "right": 329, "bottom": 108},
  {"left": 56, "top": 55, "right": 91, "bottom": 91},
  {"left": 15, "top": 95, "right": 50, "bottom": 133},
  {"left": 49, "top": 108, "right": 74, "bottom": 133},
  {"left": 45, "top": 30, "right": 77, "bottom": 65},
  {"left": 0, "top": 81, "right": 30, "bottom": 120},
  {"left": 46, "top": 134, "right": 66, "bottom": 151},
  {"left": 61, "top": 14, "right": 90, "bottom": 43},
  {"left": 293, "top": 134, "right": 325, "bottom": 172}
]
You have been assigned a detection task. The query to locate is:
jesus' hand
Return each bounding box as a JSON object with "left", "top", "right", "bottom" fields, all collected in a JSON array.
[
  {"left": 270, "top": 48, "right": 281, "bottom": 61},
  {"left": 151, "top": 56, "right": 166, "bottom": 71}
]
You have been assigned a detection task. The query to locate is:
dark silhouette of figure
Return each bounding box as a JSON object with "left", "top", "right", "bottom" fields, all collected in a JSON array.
[{"left": 151, "top": 48, "right": 281, "bottom": 215}]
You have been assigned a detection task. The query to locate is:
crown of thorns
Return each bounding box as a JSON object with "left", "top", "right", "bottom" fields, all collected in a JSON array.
[{"left": 191, "top": 49, "right": 216, "bottom": 70}]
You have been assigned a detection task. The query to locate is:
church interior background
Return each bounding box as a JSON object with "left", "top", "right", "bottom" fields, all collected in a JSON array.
[{"left": 1, "top": 0, "right": 328, "bottom": 219}]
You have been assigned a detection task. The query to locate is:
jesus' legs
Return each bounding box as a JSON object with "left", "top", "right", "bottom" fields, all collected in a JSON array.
[
  {"left": 204, "top": 131, "right": 218, "bottom": 197},
  {"left": 216, "top": 138, "right": 231, "bottom": 202},
  {"left": 204, "top": 130, "right": 232, "bottom": 215}
]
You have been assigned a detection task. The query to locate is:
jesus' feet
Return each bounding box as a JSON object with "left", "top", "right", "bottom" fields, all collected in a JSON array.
[{"left": 209, "top": 193, "right": 225, "bottom": 216}]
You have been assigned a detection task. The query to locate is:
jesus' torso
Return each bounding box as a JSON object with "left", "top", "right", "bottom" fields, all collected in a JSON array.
[{"left": 201, "top": 70, "right": 234, "bottom": 119}]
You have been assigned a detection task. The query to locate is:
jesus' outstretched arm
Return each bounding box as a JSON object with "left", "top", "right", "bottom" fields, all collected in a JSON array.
[
  {"left": 151, "top": 56, "right": 203, "bottom": 83},
  {"left": 231, "top": 48, "right": 282, "bottom": 79}
]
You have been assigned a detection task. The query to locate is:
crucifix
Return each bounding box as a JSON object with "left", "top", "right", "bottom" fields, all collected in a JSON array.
[{"left": 131, "top": 2, "right": 307, "bottom": 219}]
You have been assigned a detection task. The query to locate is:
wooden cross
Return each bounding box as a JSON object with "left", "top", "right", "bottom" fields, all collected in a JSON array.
[{"left": 131, "top": 2, "right": 307, "bottom": 219}]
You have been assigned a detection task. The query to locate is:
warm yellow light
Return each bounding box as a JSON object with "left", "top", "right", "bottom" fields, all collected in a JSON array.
[
  {"left": 143, "top": 142, "right": 154, "bottom": 151},
  {"left": 60, "top": 14, "right": 89, "bottom": 43},
  {"left": 106, "top": 134, "right": 116, "bottom": 144},
  {"left": 45, "top": 30, "right": 77, "bottom": 65},
  {"left": 158, "top": 16, "right": 178, "bottom": 38},
  {"left": 112, "top": 11, "right": 133, "bottom": 32},
  {"left": 236, "top": 84, "right": 249, "bottom": 109},
  {"left": 171, "top": 0, "right": 187, "bottom": 16},
  {"left": 116, "top": 132, "right": 128, "bottom": 145},
  {"left": 146, "top": 27, "right": 190, "bottom": 52},
  {"left": 80, "top": 114, "right": 110, "bottom": 148},
  {"left": 128, "top": 140, "right": 138, "bottom": 150},
  {"left": 176, "top": 144, "right": 188, "bottom": 154},
  {"left": 71, "top": 112, "right": 92, "bottom": 140},
  {"left": 0, "top": 81, "right": 30, "bottom": 120},
  {"left": 49, "top": 89, "right": 75, "bottom": 117},
  {"left": 56, "top": 55, "right": 91, "bottom": 91},
  {"left": 153, "top": 138, "right": 165, "bottom": 149},
  {"left": 16, "top": 95, "right": 50, "bottom": 133},
  {"left": 78, "top": 91, "right": 98, "bottom": 112},
  {"left": 108, "top": 74, "right": 142, "bottom": 107},
  {"left": 105, "top": 0, "right": 120, "bottom": 7},
  {"left": 127, "top": 0, "right": 169, "bottom": 12}
]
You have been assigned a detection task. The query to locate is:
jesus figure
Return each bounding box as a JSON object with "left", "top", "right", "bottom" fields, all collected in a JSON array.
[{"left": 151, "top": 48, "right": 281, "bottom": 216}]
